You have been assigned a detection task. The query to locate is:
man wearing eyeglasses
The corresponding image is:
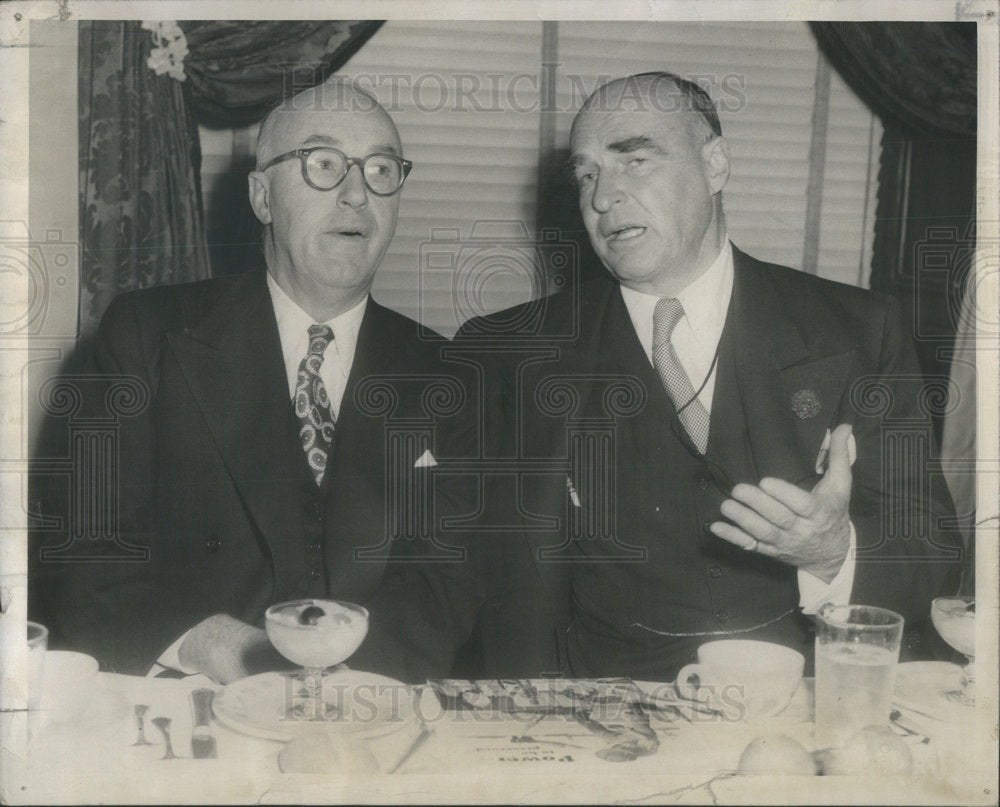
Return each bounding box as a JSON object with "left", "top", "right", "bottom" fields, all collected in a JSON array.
[{"left": 32, "top": 80, "right": 472, "bottom": 682}]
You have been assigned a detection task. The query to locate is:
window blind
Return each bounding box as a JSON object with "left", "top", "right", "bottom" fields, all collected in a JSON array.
[
  {"left": 818, "top": 64, "right": 882, "bottom": 288},
  {"left": 197, "top": 21, "right": 881, "bottom": 334},
  {"left": 552, "top": 21, "right": 880, "bottom": 286},
  {"left": 339, "top": 20, "right": 544, "bottom": 336}
]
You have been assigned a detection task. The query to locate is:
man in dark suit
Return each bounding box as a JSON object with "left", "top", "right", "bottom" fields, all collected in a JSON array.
[
  {"left": 30, "top": 80, "right": 473, "bottom": 682},
  {"left": 484, "top": 71, "right": 964, "bottom": 680},
  {"left": 367, "top": 71, "right": 964, "bottom": 683}
]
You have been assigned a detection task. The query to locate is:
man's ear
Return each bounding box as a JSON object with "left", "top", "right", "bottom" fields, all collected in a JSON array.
[
  {"left": 702, "top": 136, "right": 730, "bottom": 195},
  {"left": 248, "top": 171, "right": 272, "bottom": 225}
]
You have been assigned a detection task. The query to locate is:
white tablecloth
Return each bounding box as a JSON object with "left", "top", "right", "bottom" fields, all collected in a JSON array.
[{"left": 2, "top": 671, "right": 988, "bottom": 805}]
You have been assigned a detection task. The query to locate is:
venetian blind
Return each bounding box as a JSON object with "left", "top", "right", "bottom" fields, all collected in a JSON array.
[
  {"left": 339, "top": 20, "right": 544, "bottom": 336},
  {"left": 198, "top": 21, "right": 881, "bottom": 335},
  {"left": 552, "top": 21, "right": 880, "bottom": 287},
  {"left": 818, "top": 64, "right": 881, "bottom": 288}
]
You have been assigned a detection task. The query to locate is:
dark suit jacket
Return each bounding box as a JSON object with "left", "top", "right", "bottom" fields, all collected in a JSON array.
[
  {"left": 368, "top": 246, "right": 964, "bottom": 681},
  {"left": 30, "top": 268, "right": 475, "bottom": 675}
]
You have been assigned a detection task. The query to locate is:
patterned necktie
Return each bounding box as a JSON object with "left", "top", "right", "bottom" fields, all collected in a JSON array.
[
  {"left": 294, "top": 324, "right": 336, "bottom": 485},
  {"left": 652, "top": 298, "right": 711, "bottom": 453}
]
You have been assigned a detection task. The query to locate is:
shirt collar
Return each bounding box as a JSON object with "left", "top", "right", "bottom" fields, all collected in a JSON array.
[
  {"left": 619, "top": 240, "right": 734, "bottom": 354},
  {"left": 266, "top": 271, "right": 367, "bottom": 376}
]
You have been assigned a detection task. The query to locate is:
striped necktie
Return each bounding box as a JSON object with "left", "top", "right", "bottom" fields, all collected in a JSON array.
[{"left": 652, "top": 298, "right": 711, "bottom": 453}]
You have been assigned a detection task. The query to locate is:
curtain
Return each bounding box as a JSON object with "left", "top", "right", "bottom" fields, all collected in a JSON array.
[
  {"left": 809, "top": 22, "right": 975, "bottom": 139},
  {"left": 78, "top": 21, "right": 210, "bottom": 337},
  {"left": 810, "top": 22, "right": 976, "bottom": 404},
  {"left": 811, "top": 22, "right": 977, "bottom": 580},
  {"left": 77, "top": 20, "right": 383, "bottom": 335},
  {"left": 180, "top": 21, "right": 383, "bottom": 127}
]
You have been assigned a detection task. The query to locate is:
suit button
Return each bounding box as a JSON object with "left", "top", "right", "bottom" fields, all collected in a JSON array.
[
  {"left": 312, "top": 502, "right": 324, "bottom": 521},
  {"left": 205, "top": 535, "right": 221, "bottom": 553},
  {"left": 310, "top": 567, "right": 322, "bottom": 580},
  {"left": 696, "top": 474, "right": 710, "bottom": 491},
  {"left": 904, "top": 632, "right": 922, "bottom": 652},
  {"left": 703, "top": 521, "right": 713, "bottom": 534},
  {"left": 715, "top": 608, "right": 729, "bottom": 623},
  {"left": 309, "top": 542, "right": 322, "bottom": 553},
  {"left": 709, "top": 566, "right": 723, "bottom": 578}
]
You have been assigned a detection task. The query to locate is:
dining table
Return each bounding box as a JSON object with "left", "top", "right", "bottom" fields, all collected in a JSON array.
[{"left": 5, "top": 663, "right": 989, "bottom": 805}]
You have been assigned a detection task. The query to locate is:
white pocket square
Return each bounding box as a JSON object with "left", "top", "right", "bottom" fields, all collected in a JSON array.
[
  {"left": 815, "top": 429, "right": 857, "bottom": 474},
  {"left": 414, "top": 449, "right": 438, "bottom": 468}
]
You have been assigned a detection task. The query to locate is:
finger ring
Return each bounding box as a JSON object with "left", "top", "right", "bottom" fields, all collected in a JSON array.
[{"left": 747, "top": 538, "right": 759, "bottom": 552}]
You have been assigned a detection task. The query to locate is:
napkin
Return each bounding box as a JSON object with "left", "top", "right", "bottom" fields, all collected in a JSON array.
[{"left": 367, "top": 686, "right": 438, "bottom": 773}]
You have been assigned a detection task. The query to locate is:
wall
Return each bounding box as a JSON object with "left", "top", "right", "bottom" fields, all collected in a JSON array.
[{"left": 199, "top": 20, "right": 882, "bottom": 336}]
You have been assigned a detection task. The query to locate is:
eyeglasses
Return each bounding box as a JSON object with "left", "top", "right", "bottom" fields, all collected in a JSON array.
[{"left": 258, "top": 146, "right": 412, "bottom": 196}]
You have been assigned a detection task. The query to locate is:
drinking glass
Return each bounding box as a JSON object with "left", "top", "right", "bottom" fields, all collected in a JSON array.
[
  {"left": 26, "top": 621, "right": 48, "bottom": 741},
  {"left": 814, "top": 604, "right": 904, "bottom": 749},
  {"left": 26, "top": 622, "right": 48, "bottom": 710},
  {"left": 931, "top": 596, "right": 975, "bottom": 706},
  {"left": 265, "top": 599, "right": 369, "bottom": 715}
]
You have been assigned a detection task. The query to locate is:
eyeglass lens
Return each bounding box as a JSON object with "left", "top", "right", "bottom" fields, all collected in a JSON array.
[{"left": 305, "top": 149, "right": 404, "bottom": 194}]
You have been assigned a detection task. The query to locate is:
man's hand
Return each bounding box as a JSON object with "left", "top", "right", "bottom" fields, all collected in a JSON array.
[
  {"left": 178, "top": 613, "right": 285, "bottom": 684},
  {"left": 709, "top": 423, "right": 853, "bottom": 583}
]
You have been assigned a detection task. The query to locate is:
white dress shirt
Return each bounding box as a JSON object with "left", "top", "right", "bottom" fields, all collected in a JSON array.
[
  {"left": 151, "top": 275, "right": 368, "bottom": 676},
  {"left": 267, "top": 272, "right": 367, "bottom": 420},
  {"left": 619, "top": 241, "right": 855, "bottom": 614}
]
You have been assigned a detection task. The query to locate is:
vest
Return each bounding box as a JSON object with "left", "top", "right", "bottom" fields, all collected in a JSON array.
[{"left": 565, "top": 315, "right": 813, "bottom": 681}]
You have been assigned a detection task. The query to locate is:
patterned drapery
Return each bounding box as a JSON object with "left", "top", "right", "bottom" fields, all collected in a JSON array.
[
  {"left": 77, "top": 20, "right": 383, "bottom": 335},
  {"left": 78, "top": 21, "right": 210, "bottom": 337}
]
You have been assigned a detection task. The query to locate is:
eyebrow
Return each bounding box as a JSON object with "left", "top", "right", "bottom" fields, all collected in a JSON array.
[
  {"left": 607, "top": 135, "right": 660, "bottom": 154},
  {"left": 299, "top": 134, "right": 400, "bottom": 155},
  {"left": 568, "top": 135, "right": 663, "bottom": 171}
]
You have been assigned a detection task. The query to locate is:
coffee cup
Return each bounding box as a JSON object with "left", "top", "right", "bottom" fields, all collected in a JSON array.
[{"left": 675, "top": 640, "right": 804, "bottom": 721}]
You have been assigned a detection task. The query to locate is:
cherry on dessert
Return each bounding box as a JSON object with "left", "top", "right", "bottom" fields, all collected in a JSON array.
[{"left": 298, "top": 605, "right": 326, "bottom": 625}]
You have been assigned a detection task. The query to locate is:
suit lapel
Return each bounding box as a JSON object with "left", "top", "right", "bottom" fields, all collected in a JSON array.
[
  {"left": 588, "top": 283, "right": 682, "bottom": 506},
  {"left": 167, "top": 270, "right": 308, "bottom": 555},
  {"left": 327, "top": 300, "right": 399, "bottom": 490},
  {"left": 728, "top": 248, "right": 857, "bottom": 485}
]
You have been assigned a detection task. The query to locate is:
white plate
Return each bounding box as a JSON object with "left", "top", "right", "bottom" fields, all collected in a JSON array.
[
  {"left": 893, "top": 661, "right": 970, "bottom": 723},
  {"left": 213, "top": 669, "right": 417, "bottom": 742}
]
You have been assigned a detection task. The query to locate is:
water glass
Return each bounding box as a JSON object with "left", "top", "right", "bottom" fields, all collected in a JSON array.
[{"left": 814, "top": 604, "right": 904, "bottom": 749}]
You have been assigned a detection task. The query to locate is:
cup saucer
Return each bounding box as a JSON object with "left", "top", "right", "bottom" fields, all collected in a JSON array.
[
  {"left": 893, "top": 661, "right": 969, "bottom": 723},
  {"left": 213, "top": 668, "right": 417, "bottom": 742}
]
